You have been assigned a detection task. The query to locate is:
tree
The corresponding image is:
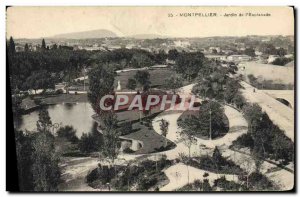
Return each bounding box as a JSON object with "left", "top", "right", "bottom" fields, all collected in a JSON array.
[
  {"left": 179, "top": 101, "right": 225, "bottom": 139},
  {"left": 168, "top": 49, "right": 179, "bottom": 61},
  {"left": 244, "top": 48, "right": 256, "bottom": 57},
  {"left": 8, "top": 36, "right": 16, "bottom": 54},
  {"left": 155, "top": 49, "right": 167, "bottom": 64},
  {"left": 134, "top": 70, "right": 151, "bottom": 91},
  {"left": 276, "top": 47, "right": 287, "bottom": 57},
  {"left": 101, "top": 112, "right": 121, "bottom": 167},
  {"left": 36, "top": 108, "right": 52, "bottom": 132},
  {"left": 88, "top": 64, "right": 115, "bottom": 113},
  {"left": 202, "top": 179, "right": 212, "bottom": 191},
  {"left": 224, "top": 78, "right": 240, "bottom": 104},
  {"left": 52, "top": 44, "right": 58, "bottom": 50},
  {"left": 164, "top": 75, "right": 183, "bottom": 93},
  {"left": 31, "top": 108, "right": 60, "bottom": 191},
  {"left": 15, "top": 130, "right": 34, "bottom": 191},
  {"left": 212, "top": 146, "right": 223, "bottom": 167},
  {"left": 242, "top": 103, "right": 263, "bottom": 134},
  {"left": 178, "top": 119, "right": 197, "bottom": 159},
  {"left": 24, "top": 70, "right": 55, "bottom": 93},
  {"left": 176, "top": 52, "right": 205, "bottom": 81},
  {"left": 131, "top": 53, "right": 153, "bottom": 68},
  {"left": 271, "top": 57, "right": 292, "bottom": 66},
  {"left": 159, "top": 119, "right": 169, "bottom": 137},
  {"left": 24, "top": 43, "right": 29, "bottom": 52},
  {"left": 126, "top": 78, "right": 137, "bottom": 91},
  {"left": 232, "top": 92, "right": 246, "bottom": 109},
  {"left": 41, "top": 39, "right": 46, "bottom": 50},
  {"left": 56, "top": 125, "right": 78, "bottom": 143}
]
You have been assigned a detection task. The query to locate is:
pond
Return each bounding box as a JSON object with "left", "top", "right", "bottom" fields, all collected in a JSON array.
[{"left": 15, "top": 102, "right": 96, "bottom": 137}]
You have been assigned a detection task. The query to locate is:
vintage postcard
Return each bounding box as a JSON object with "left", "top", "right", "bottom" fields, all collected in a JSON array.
[{"left": 6, "top": 6, "right": 295, "bottom": 192}]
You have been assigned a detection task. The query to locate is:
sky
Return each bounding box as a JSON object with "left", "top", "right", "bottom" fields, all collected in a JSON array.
[{"left": 6, "top": 6, "right": 294, "bottom": 39}]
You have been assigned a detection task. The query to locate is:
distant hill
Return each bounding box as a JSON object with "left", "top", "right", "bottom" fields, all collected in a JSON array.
[
  {"left": 130, "top": 34, "right": 167, "bottom": 39},
  {"left": 53, "top": 29, "right": 118, "bottom": 39}
]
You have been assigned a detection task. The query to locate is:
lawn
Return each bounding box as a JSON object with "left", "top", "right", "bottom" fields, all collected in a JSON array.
[
  {"left": 114, "top": 68, "right": 177, "bottom": 91},
  {"left": 238, "top": 61, "right": 294, "bottom": 84},
  {"left": 178, "top": 109, "right": 229, "bottom": 140},
  {"left": 39, "top": 94, "right": 88, "bottom": 104},
  {"left": 120, "top": 121, "right": 176, "bottom": 154}
]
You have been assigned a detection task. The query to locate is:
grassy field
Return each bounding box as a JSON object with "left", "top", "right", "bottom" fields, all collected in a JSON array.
[
  {"left": 114, "top": 68, "right": 178, "bottom": 91},
  {"left": 178, "top": 110, "right": 229, "bottom": 140},
  {"left": 238, "top": 61, "right": 294, "bottom": 84},
  {"left": 40, "top": 94, "right": 88, "bottom": 104}
]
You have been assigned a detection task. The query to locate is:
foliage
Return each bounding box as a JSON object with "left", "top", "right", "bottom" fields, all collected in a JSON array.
[
  {"left": 134, "top": 70, "right": 151, "bottom": 91},
  {"left": 232, "top": 103, "right": 295, "bottom": 163},
  {"left": 126, "top": 78, "right": 137, "bottom": 91},
  {"left": 101, "top": 112, "right": 121, "bottom": 165},
  {"left": 271, "top": 57, "right": 293, "bottom": 66},
  {"left": 176, "top": 52, "right": 205, "bottom": 81},
  {"left": 78, "top": 123, "right": 103, "bottom": 153},
  {"left": 56, "top": 125, "right": 79, "bottom": 143},
  {"left": 164, "top": 75, "right": 183, "bottom": 93},
  {"left": 178, "top": 100, "right": 228, "bottom": 140},
  {"left": 87, "top": 156, "right": 172, "bottom": 191},
  {"left": 131, "top": 53, "right": 154, "bottom": 68},
  {"left": 168, "top": 49, "right": 179, "bottom": 60},
  {"left": 185, "top": 154, "right": 243, "bottom": 175},
  {"left": 88, "top": 64, "right": 115, "bottom": 113},
  {"left": 244, "top": 48, "right": 256, "bottom": 57},
  {"left": 247, "top": 172, "right": 274, "bottom": 191},
  {"left": 15, "top": 108, "right": 61, "bottom": 191},
  {"left": 159, "top": 118, "right": 169, "bottom": 137},
  {"left": 213, "top": 176, "right": 241, "bottom": 191},
  {"left": 23, "top": 70, "right": 55, "bottom": 92}
]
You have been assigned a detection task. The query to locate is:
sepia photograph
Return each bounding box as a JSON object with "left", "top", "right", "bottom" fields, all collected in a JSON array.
[{"left": 6, "top": 6, "right": 295, "bottom": 192}]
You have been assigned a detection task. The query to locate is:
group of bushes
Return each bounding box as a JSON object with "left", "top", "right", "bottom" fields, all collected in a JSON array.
[
  {"left": 56, "top": 123, "right": 104, "bottom": 154},
  {"left": 177, "top": 179, "right": 212, "bottom": 191},
  {"left": 178, "top": 172, "right": 275, "bottom": 191},
  {"left": 232, "top": 103, "right": 294, "bottom": 164},
  {"left": 182, "top": 147, "right": 243, "bottom": 175},
  {"left": 86, "top": 156, "right": 172, "bottom": 191},
  {"left": 248, "top": 74, "right": 294, "bottom": 90}
]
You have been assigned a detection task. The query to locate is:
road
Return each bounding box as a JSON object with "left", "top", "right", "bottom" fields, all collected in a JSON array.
[{"left": 240, "top": 81, "right": 294, "bottom": 142}]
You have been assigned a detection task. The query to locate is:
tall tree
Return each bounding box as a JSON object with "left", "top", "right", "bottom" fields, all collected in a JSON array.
[
  {"left": 126, "top": 78, "right": 137, "bottom": 91},
  {"left": 41, "top": 39, "right": 46, "bottom": 50},
  {"left": 101, "top": 112, "right": 120, "bottom": 166},
  {"left": 164, "top": 75, "right": 183, "bottom": 93},
  {"left": 31, "top": 108, "right": 60, "bottom": 191},
  {"left": 88, "top": 64, "right": 115, "bottom": 113},
  {"left": 134, "top": 70, "right": 151, "bottom": 91},
  {"left": 168, "top": 49, "right": 179, "bottom": 61},
  {"left": 159, "top": 118, "right": 169, "bottom": 137},
  {"left": 8, "top": 36, "right": 16, "bottom": 54},
  {"left": 24, "top": 43, "right": 29, "bottom": 52}
]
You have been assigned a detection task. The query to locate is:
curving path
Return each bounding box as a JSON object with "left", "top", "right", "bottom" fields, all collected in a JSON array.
[{"left": 160, "top": 163, "right": 237, "bottom": 191}]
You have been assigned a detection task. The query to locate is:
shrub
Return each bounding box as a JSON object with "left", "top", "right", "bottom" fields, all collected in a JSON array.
[
  {"left": 57, "top": 125, "right": 79, "bottom": 143},
  {"left": 213, "top": 176, "right": 241, "bottom": 191},
  {"left": 78, "top": 129, "right": 103, "bottom": 153},
  {"left": 231, "top": 133, "right": 254, "bottom": 149},
  {"left": 123, "top": 147, "right": 134, "bottom": 154},
  {"left": 55, "top": 89, "right": 63, "bottom": 94},
  {"left": 248, "top": 172, "right": 274, "bottom": 190}
]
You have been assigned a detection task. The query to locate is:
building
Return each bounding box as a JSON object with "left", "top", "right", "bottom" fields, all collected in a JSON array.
[
  {"left": 227, "top": 55, "right": 251, "bottom": 62},
  {"left": 206, "top": 55, "right": 227, "bottom": 61},
  {"left": 209, "top": 47, "right": 221, "bottom": 53}
]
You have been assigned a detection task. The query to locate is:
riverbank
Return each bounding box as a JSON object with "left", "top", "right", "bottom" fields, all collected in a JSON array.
[{"left": 21, "top": 94, "right": 88, "bottom": 113}]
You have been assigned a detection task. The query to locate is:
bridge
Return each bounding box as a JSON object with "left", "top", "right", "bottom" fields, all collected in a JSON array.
[
  {"left": 240, "top": 81, "right": 294, "bottom": 142},
  {"left": 262, "top": 90, "right": 294, "bottom": 109}
]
